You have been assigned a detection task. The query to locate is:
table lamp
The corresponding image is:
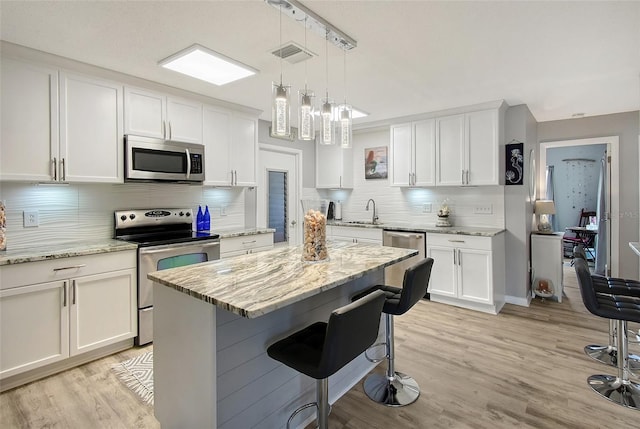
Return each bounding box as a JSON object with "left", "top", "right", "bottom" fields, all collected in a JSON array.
[{"left": 535, "top": 200, "right": 556, "bottom": 233}]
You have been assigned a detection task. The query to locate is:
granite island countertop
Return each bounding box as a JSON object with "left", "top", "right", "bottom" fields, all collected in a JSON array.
[
  {"left": 148, "top": 240, "right": 417, "bottom": 319},
  {"left": 0, "top": 239, "right": 138, "bottom": 266},
  {"left": 328, "top": 220, "right": 504, "bottom": 237}
]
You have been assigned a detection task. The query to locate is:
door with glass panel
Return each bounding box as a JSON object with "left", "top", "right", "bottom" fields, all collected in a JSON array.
[{"left": 258, "top": 146, "right": 301, "bottom": 246}]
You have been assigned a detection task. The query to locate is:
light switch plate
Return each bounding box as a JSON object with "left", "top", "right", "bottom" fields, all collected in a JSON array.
[
  {"left": 220, "top": 205, "right": 227, "bottom": 216},
  {"left": 473, "top": 204, "right": 493, "bottom": 215},
  {"left": 23, "top": 210, "right": 39, "bottom": 227},
  {"left": 422, "top": 203, "right": 432, "bottom": 213}
]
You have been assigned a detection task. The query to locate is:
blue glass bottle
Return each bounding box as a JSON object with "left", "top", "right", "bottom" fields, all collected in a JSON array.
[
  {"left": 196, "top": 206, "right": 204, "bottom": 231},
  {"left": 203, "top": 205, "right": 211, "bottom": 231}
]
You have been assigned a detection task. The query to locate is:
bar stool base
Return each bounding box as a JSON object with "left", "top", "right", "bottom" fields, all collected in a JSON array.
[
  {"left": 584, "top": 345, "right": 640, "bottom": 371},
  {"left": 363, "top": 372, "right": 420, "bottom": 407},
  {"left": 588, "top": 375, "right": 640, "bottom": 410}
]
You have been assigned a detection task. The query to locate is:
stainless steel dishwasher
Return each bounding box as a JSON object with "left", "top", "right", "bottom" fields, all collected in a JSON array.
[{"left": 383, "top": 230, "right": 428, "bottom": 297}]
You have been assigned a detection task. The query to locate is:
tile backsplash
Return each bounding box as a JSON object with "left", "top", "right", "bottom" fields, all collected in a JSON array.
[{"left": 0, "top": 182, "right": 245, "bottom": 248}]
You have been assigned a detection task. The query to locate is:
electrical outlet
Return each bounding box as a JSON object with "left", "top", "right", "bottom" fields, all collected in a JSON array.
[
  {"left": 473, "top": 204, "right": 493, "bottom": 215},
  {"left": 422, "top": 203, "right": 432, "bottom": 213},
  {"left": 220, "top": 205, "right": 227, "bottom": 216},
  {"left": 23, "top": 210, "right": 39, "bottom": 228}
]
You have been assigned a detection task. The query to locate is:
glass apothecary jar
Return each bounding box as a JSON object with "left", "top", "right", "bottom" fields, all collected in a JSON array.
[{"left": 301, "top": 199, "right": 329, "bottom": 262}]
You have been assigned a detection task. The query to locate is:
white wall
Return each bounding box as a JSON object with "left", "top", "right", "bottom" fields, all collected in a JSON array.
[
  {"left": 319, "top": 128, "right": 505, "bottom": 228},
  {"left": 0, "top": 182, "right": 245, "bottom": 248}
]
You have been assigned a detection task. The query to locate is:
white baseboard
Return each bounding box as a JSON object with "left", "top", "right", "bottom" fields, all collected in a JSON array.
[{"left": 505, "top": 295, "right": 531, "bottom": 307}]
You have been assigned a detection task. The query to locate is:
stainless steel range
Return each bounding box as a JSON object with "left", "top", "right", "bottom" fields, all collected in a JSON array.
[{"left": 115, "top": 208, "right": 220, "bottom": 345}]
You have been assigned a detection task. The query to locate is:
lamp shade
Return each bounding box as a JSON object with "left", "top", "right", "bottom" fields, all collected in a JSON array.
[{"left": 535, "top": 200, "right": 556, "bottom": 215}]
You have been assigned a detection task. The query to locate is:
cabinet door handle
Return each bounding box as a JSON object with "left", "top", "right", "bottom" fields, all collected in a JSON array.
[
  {"left": 72, "top": 280, "right": 76, "bottom": 305},
  {"left": 413, "top": 173, "right": 416, "bottom": 185},
  {"left": 234, "top": 170, "right": 238, "bottom": 185},
  {"left": 60, "top": 158, "right": 66, "bottom": 181},
  {"left": 453, "top": 249, "right": 457, "bottom": 265},
  {"left": 466, "top": 170, "right": 470, "bottom": 185},
  {"left": 63, "top": 282, "right": 67, "bottom": 307},
  {"left": 168, "top": 121, "right": 172, "bottom": 140},
  {"left": 52, "top": 157, "right": 58, "bottom": 181},
  {"left": 162, "top": 121, "right": 166, "bottom": 139},
  {"left": 339, "top": 176, "right": 342, "bottom": 188},
  {"left": 458, "top": 249, "right": 462, "bottom": 265},
  {"left": 53, "top": 264, "right": 87, "bottom": 272}
]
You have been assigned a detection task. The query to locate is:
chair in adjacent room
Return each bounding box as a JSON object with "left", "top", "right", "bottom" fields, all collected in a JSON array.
[
  {"left": 563, "top": 208, "right": 597, "bottom": 259},
  {"left": 574, "top": 257, "right": 640, "bottom": 410},
  {"left": 352, "top": 257, "right": 434, "bottom": 407},
  {"left": 267, "top": 289, "right": 386, "bottom": 429}
]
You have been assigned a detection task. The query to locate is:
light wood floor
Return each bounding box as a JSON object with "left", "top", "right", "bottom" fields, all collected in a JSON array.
[{"left": 2, "top": 264, "right": 639, "bottom": 428}]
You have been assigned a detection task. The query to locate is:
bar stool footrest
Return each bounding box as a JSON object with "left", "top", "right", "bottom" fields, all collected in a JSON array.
[
  {"left": 585, "top": 344, "right": 640, "bottom": 371},
  {"left": 363, "top": 371, "right": 420, "bottom": 407}
]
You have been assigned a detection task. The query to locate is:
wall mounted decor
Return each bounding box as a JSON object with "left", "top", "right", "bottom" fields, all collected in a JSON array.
[
  {"left": 364, "top": 146, "right": 388, "bottom": 179},
  {"left": 505, "top": 141, "right": 524, "bottom": 185}
]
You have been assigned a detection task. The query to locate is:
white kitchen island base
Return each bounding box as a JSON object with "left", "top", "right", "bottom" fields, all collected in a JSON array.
[{"left": 154, "top": 270, "right": 385, "bottom": 429}]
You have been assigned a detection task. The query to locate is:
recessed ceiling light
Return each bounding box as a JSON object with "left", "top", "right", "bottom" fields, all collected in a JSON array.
[
  {"left": 159, "top": 44, "right": 258, "bottom": 86},
  {"left": 351, "top": 108, "right": 369, "bottom": 119}
]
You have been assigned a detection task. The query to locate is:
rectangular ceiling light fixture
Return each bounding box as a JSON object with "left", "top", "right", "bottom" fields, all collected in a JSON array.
[{"left": 159, "top": 44, "right": 258, "bottom": 86}]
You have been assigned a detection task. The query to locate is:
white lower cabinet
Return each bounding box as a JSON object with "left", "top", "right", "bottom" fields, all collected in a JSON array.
[
  {"left": 220, "top": 233, "right": 274, "bottom": 258},
  {"left": 329, "top": 226, "right": 383, "bottom": 244},
  {"left": 427, "top": 233, "right": 505, "bottom": 314},
  {"left": 0, "top": 251, "right": 137, "bottom": 380}
]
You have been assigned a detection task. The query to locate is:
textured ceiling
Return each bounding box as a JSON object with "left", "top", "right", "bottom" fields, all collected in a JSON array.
[{"left": 1, "top": 1, "right": 639, "bottom": 127}]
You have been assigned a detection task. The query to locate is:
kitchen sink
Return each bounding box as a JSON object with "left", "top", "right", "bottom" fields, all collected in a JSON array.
[{"left": 342, "top": 220, "right": 383, "bottom": 225}]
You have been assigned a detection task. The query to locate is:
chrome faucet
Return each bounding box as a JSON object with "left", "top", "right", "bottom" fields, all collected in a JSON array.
[{"left": 366, "top": 199, "right": 379, "bottom": 224}]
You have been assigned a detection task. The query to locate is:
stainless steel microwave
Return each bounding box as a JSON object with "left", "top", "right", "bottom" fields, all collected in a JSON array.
[{"left": 125, "top": 135, "right": 205, "bottom": 183}]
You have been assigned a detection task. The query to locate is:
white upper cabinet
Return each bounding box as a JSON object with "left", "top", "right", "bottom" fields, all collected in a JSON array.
[
  {"left": 203, "top": 105, "right": 257, "bottom": 187},
  {"left": 316, "top": 143, "right": 353, "bottom": 189},
  {"left": 436, "top": 107, "right": 501, "bottom": 186},
  {"left": 1, "top": 58, "right": 123, "bottom": 183},
  {"left": 60, "top": 72, "right": 123, "bottom": 183},
  {"left": 1, "top": 58, "right": 59, "bottom": 182},
  {"left": 230, "top": 112, "right": 258, "bottom": 187},
  {"left": 124, "top": 87, "right": 202, "bottom": 144},
  {"left": 390, "top": 119, "right": 436, "bottom": 187}
]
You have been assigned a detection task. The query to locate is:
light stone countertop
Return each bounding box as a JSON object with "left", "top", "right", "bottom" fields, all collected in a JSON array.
[
  {"left": 148, "top": 240, "right": 417, "bottom": 319},
  {"left": 214, "top": 227, "right": 276, "bottom": 239},
  {"left": 630, "top": 242, "right": 640, "bottom": 257},
  {"left": 0, "top": 239, "right": 138, "bottom": 266},
  {"left": 328, "top": 221, "right": 504, "bottom": 237}
]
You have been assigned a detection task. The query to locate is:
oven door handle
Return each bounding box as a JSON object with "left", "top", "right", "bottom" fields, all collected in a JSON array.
[{"left": 139, "top": 241, "right": 220, "bottom": 255}]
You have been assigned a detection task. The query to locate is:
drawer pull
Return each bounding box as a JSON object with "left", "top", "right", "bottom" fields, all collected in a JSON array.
[
  {"left": 63, "top": 282, "right": 67, "bottom": 307},
  {"left": 242, "top": 240, "right": 257, "bottom": 245},
  {"left": 72, "top": 280, "right": 77, "bottom": 305},
  {"left": 448, "top": 240, "right": 465, "bottom": 243},
  {"left": 53, "top": 264, "right": 87, "bottom": 272}
]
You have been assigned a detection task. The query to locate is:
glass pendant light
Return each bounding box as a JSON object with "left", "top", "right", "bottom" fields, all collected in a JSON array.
[
  {"left": 319, "top": 31, "right": 335, "bottom": 145},
  {"left": 271, "top": 4, "right": 291, "bottom": 138},
  {"left": 298, "top": 16, "right": 315, "bottom": 141},
  {"left": 338, "top": 46, "right": 352, "bottom": 149}
]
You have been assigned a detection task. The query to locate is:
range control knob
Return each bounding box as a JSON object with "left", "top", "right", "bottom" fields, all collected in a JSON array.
[
  {"left": 129, "top": 214, "right": 136, "bottom": 220},
  {"left": 120, "top": 215, "right": 127, "bottom": 221},
  {"left": 185, "top": 212, "right": 191, "bottom": 217},
  {"left": 179, "top": 211, "right": 184, "bottom": 216}
]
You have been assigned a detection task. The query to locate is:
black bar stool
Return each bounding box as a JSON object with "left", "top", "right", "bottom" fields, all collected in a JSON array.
[
  {"left": 573, "top": 245, "right": 640, "bottom": 370},
  {"left": 352, "top": 257, "right": 434, "bottom": 407},
  {"left": 267, "top": 289, "right": 386, "bottom": 429},
  {"left": 574, "top": 257, "right": 640, "bottom": 410}
]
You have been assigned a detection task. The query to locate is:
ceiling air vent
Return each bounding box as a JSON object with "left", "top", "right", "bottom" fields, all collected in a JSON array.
[{"left": 271, "top": 41, "right": 316, "bottom": 64}]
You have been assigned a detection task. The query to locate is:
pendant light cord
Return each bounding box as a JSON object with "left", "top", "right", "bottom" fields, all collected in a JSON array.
[
  {"left": 279, "top": 4, "right": 283, "bottom": 86},
  {"left": 325, "top": 29, "right": 329, "bottom": 100},
  {"left": 343, "top": 46, "right": 347, "bottom": 105}
]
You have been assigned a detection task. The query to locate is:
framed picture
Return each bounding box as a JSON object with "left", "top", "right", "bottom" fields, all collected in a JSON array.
[
  {"left": 364, "top": 146, "right": 388, "bottom": 179},
  {"left": 505, "top": 141, "right": 524, "bottom": 185}
]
